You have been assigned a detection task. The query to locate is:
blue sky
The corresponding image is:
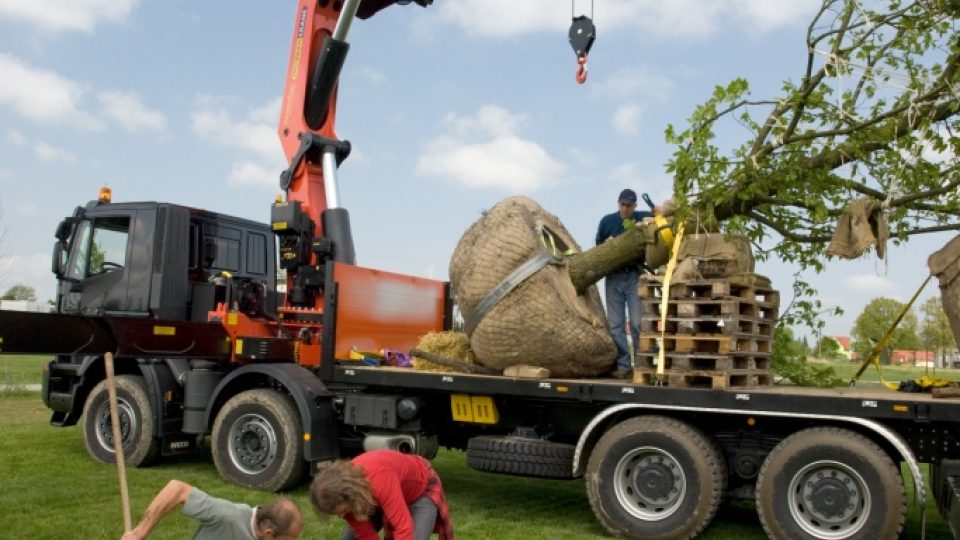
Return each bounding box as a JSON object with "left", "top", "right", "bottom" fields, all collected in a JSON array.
[{"left": 0, "top": 0, "right": 953, "bottom": 340}]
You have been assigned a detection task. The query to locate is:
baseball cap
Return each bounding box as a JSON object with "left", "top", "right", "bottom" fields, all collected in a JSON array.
[{"left": 618, "top": 189, "right": 638, "bottom": 204}]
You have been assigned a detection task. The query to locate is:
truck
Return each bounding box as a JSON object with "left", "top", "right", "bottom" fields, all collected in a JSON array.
[{"left": 2, "top": 1, "right": 960, "bottom": 539}]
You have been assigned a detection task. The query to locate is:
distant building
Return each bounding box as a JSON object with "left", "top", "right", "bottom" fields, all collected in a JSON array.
[
  {"left": 827, "top": 336, "right": 854, "bottom": 361},
  {"left": 889, "top": 350, "right": 935, "bottom": 366},
  {"left": 0, "top": 300, "right": 47, "bottom": 312}
]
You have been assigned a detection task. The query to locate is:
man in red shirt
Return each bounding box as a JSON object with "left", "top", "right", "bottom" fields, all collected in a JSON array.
[{"left": 309, "top": 449, "right": 453, "bottom": 540}]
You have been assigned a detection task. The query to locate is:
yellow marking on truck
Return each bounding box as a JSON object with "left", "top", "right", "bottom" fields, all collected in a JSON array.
[
  {"left": 470, "top": 395, "right": 499, "bottom": 424},
  {"left": 227, "top": 312, "right": 238, "bottom": 326},
  {"left": 893, "top": 404, "right": 910, "bottom": 413},
  {"left": 450, "top": 394, "right": 473, "bottom": 422},
  {"left": 235, "top": 339, "right": 243, "bottom": 355},
  {"left": 555, "top": 385, "right": 569, "bottom": 393},
  {"left": 153, "top": 326, "right": 176, "bottom": 336},
  {"left": 273, "top": 222, "right": 288, "bottom": 230}
]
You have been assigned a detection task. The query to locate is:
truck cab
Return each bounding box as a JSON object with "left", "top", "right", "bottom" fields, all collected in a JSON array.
[{"left": 52, "top": 195, "right": 278, "bottom": 321}]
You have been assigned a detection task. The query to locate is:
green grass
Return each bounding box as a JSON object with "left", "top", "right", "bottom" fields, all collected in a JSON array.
[
  {"left": 0, "top": 393, "right": 951, "bottom": 539},
  {"left": 0, "top": 354, "right": 46, "bottom": 392},
  {"left": 812, "top": 359, "right": 960, "bottom": 386}
]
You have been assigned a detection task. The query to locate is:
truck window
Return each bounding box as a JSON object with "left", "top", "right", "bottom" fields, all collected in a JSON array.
[
  {"left": 203, "top": 225, "right": 241, "bottom": 271},
  {"left": 65, "top": 221, "right": 92, "bottom": 280},
  {"left": 88, "top": 217, "right": 130, "bottom": 275},
  {"left": 247, "top": 232, "right": 267, "bottom": 275}
]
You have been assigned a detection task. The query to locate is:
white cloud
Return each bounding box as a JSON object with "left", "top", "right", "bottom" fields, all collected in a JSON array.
[
  {"left": 843, "top": 274, "right": 897, "bottom": 296},
  {"left": 0, "top": 253, "right": 55, "bottom": 303},
  {"left": 98, "top": 90, "right": 166, "bottom": 132},
  {"left": 593, "top": 66, "right": 676, "bottom": 102},
  {"left": 424, "top": 0, "right": 819, "bottom": 40},
  {"left": 5, "top": 129, "right": 27, "bottom": 146},
  {"left": 0, "top": 0, "right": 137, "bottom": 33},
  {"left": 15, "top": 203, "right": 39, "bottom": 218},
  {"left": 0, "top": 53, "right": 101, "bottom": 129},
  {"left": 192, "top": 96, "right": 285, "bottom": 190},
  {"left": 353, "top": 66, "right": 386, "bottom": 86},
  {"left": 227, "top": 160, "right": 277, "bottom": 188},
  {"left": 416, "top": 105, "right": 565, "bottom": 192},
  {"left": 612, "top": 104, "right": 642, "bottom": 135},
  {"left": 192, "top": 96, "right": 281, "bottom": 158},
  {"left": 32, "top": 141, "right": 76, "bottom": 163}
]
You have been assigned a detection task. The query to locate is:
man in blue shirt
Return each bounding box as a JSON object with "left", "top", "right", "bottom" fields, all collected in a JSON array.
[{"left": 596, "top": 188, "right": 653, "bottom": 378}]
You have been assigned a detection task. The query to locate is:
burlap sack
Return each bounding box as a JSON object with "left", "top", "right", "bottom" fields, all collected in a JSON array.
[
  {"left": 450, "top": 196, "right": 616, "bottom": 377},
  {"left": 928, "top": 235, "right": 960, "bottom": 350},
  {"left": 826, "top": 197, "right": 889, "bottom": 259},
  {"left": 678, "top": 233, "right": 755, "bottom": 277}
]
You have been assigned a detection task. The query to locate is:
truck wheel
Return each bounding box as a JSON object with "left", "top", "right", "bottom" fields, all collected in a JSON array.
[
  {"left": 756, "top": 427, "right": 905, "bottom": 540},
  {"left": 81, "top": 375, "right": 160, "bottom": 467},
  {"left": 466, "top": 436, "right": 574, "bottom": 479},
  {"left": 585, "top": 416, "right": 726, "bottom": 540},
  {"left": 212, "top": 389, "right": 305, "bottom": 492}
]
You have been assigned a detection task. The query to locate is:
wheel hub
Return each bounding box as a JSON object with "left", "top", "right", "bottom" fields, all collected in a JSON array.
[
  {"left": 228, "top": 414, "right": 278, "bottom": 475},
  {"left": 789, "top": 460, "right": 869, "bottom": 539},
  {"left": 95, "top": 400, "right": 134, "bottom": 451},
  {"left": 614, "top": 446, "right": 686, "bottom": 521}
]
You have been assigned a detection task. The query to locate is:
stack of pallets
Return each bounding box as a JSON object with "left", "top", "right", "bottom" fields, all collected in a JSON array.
[{"left": 633, "top": 274, "right": 779, "bottom": 388}]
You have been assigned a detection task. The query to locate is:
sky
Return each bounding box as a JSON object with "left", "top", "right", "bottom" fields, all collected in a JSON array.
[{"left": 0, "top": 0, "right": 954, "bottom": 341}]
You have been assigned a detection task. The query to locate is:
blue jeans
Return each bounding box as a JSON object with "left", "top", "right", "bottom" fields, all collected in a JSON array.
[{"left": 605, "top": 271, "right": 640, "bottom": 370}]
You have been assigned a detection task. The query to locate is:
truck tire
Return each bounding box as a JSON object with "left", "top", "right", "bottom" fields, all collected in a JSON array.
[
  {"left": 81, "top": 375, "right": 160, "bottom": 467},
  {"left": 756, "top": 426, "right": 905, "bottom": 540},
  {"left": 466, "top": 436, "right": 575, "bottom": 479},
  {"left": 585, "top": 416, "right": 726, "bottom": 540},
  {"left": 212, "top": 389, "right": 305, "bottom": 492}
]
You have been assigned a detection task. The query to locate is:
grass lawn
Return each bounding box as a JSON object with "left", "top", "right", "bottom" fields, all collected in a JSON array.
[
  {"left": 0, "top": 354, "right": 47, "bottom": 389},
  {"left": 822, "top": 359, "right": 960, "bottom": 386},
  {"left": 0, "top": 390, "right": 952, "bottom": 539}
]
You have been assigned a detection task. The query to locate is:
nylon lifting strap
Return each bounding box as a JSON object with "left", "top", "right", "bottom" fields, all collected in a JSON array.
[
  {"left": 849, "top": 273, "right": 932, "bottom": 388},
  {"left": 657, "top": 222, "right": 686, "bottom": 377},
  {"left": 464, "top": 251, "right": 564, "bottom": 335}
]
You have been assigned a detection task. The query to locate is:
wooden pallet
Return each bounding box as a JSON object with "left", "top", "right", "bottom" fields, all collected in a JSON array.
[
  {"left": 638, "top": 275, "right": 780, "bottom": 306},
  {"left": 638, "top": 333, "right": 771, "bottom": 355},
  {"left": 638, "top": 315, "right": 773, "bottom": 337},
  {"left": 635, "top": 353, "right": 770, "bottom": 371},
  {"left": 633, "top": 368, "right": 774, "bottom": 389},
  {"left": 642, "top": 298, "right": 778, "bottom": 321}
]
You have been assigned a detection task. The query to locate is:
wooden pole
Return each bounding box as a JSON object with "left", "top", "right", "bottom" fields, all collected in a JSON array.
[{"left": 104, "top": 352, "right": 132, "bottom": 532}]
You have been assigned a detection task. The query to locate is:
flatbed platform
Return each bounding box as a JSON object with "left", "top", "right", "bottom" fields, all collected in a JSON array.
[{"left": 332, "top": 364, "right": 960, "bottom": 423}]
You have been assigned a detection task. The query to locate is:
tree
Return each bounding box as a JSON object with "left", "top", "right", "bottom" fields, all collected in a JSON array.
[
  {"left": 919, "top": 296, "right": 955, "bottom": 365},
  {"left": 772, "top": 325, "right": 843, "bottom": 387},
  {"left": 851, "top": 297, "right": 921, "bottom": 361},
  {"left": 658, "top": 0, "right": 960, "bottom": 324},
  {"left": 816, "top": 336, "right": 844, "bottom": 361},
  {"left": 2, "top": 284, "right": 36, "bottom": 302}
]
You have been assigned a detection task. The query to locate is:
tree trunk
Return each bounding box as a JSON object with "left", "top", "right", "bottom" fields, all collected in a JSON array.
[{"left": 568, "top": 225, "right": 655, "bottom": 294}]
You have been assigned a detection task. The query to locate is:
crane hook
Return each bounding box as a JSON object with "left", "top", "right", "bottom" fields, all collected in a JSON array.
[
  {"left": 576, "top": 55, "right": 588, "bottom": 84},
  {"left": 569, "top": 12, "right": 595, "bottom": 85}
]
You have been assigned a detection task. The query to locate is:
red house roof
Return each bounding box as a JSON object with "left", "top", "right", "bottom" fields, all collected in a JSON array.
[{"left": 830, "top": 336, "right": 852, "bottom": 351}]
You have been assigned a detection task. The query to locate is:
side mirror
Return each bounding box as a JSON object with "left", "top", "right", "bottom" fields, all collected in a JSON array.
[
  {"left": 51, "top": 241, "right": 66, "bottom": 278},
  {"left": 55, "top": 219, "right": 73, "bottom": 242}
]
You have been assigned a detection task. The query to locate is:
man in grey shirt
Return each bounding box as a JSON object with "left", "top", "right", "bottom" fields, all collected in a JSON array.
[{"left": 121, "top": 479, "right": 303, "bottom": 540}]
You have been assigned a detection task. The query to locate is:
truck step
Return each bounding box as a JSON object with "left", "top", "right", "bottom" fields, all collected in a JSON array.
[{"left": 632, "top": 368, "right": 774, "bottom": 389}]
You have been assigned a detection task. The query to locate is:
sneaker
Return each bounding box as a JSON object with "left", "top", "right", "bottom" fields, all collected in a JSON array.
[{"left": 611, "top": 367, "right": 633, "bottom": 379}]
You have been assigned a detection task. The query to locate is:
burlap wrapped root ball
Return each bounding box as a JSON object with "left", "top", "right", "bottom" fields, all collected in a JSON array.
[{"left": 450, "top": 196, "right": 616, "bottom": 377}]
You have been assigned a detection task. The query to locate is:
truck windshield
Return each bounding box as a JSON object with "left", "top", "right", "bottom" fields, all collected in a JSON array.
[{"left": 64, "top": 217, "right": 131, "bottom": 279}]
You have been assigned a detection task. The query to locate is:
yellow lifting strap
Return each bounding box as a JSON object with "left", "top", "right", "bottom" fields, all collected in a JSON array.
[
  {"left": 849, "top": 273, "right": 932, "bottom": 389},
  {"left": 656, "top": 222, "right": 686, "bottom": 376}
]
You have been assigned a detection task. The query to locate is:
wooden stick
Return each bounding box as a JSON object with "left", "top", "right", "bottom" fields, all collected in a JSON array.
[
  {"left": 105, "top": 352, "right": 132, "bottom": 532},
  {"left": 410, "top": 348, "right": 500, "bottom": 375}
]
